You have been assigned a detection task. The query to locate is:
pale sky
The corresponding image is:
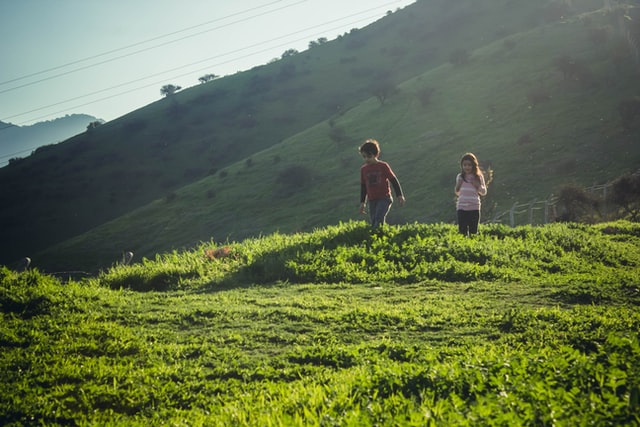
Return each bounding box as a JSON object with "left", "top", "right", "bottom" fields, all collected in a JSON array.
[{"left": 0, "top": 0, "right": 416, "bottom": 126}]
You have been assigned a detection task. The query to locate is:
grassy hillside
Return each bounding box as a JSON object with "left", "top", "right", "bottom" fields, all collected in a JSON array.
[
  {"left": 0, "top": 0, "right": 547, "bottom": 265},
  {"left": 1, "top": 220, "right": 639, "bottom": 424},
  {"left": 35, "top": 4, "right": 640, "bottom": 273},
  {"left": 2, "top": 0, "right": 639, "bottom": 272}
]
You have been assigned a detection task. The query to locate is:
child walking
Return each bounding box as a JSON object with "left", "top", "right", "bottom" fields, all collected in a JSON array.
[
  {"left": 359, "top": 139, "right": 405, "bottom": 229},
  {"left": 455, "top": 152, "right": 487, "bottom": 236}
]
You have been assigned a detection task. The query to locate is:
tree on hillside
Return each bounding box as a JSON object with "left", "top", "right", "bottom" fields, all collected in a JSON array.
[
  {"left": 370, "top": 79, "right": 398, "bottom": 105},
  {"left": 86, "top": 120, "right": 104, "bottom": 131},
  {"left": 281, "top": 49, "right": 298, "bottom": 59},
  {"left": 328, "top": 125, "right": 348, "bottom": 145},
  {"left": 449, "top": 48, "right": 471, "bottom": 66},
  {"left": 308, "top": 37, "right": 328, "bottom": 49},
  {"left": 276, "top": 165, "right": 313, "bottom": 194},
  {"left": 160, "top": 84, "right": 182, "bottom": 97},
  {"left": 198, "top": 74, "right": 218, "bottom": 84}
]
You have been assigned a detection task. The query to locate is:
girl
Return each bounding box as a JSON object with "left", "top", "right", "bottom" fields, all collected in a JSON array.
[{"left": 454, "top": 152, "right": 487, "bottom": 235}]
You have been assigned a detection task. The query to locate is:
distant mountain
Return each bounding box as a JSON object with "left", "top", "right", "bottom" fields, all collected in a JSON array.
[{"left": 0, "top": 114, "right": 99, "bottom": 166}]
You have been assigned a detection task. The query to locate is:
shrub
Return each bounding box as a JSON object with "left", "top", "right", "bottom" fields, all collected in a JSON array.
[
  {"left": 587, "top": 27, "right": 608, "bottom": 47},
  {"left": 555, "top": 184, "right": 601, "bottom": 222},
  {"left": 517, "top": 134, "right": 533, "bottom": 145},
  {"left": 417, "top": 88, "right": 435, "bottom": 108},
  {"left": 328, "top": 126, "right": 348, "bottom": 145},
  {"left": 552, "top": 55, "right": 593, "bottom": 86},
  {"left": 247, "top": 75, "right": 273, "bottom": 94},
  {"left": 121, "top": 119, "right": 147, "bottom": 135},
  {"left": 609, "top": 172, "right": 640, "bottom": 221},
  {"left": 449, "top": 48, "right": 470, "bottom": 66},
  {"left": 166, "top": 192, "right": 178, "bottom": 203},
  {"left": 276, "top": 165, "right": 314, "bottom": 194},
  {"left": 618, "top": 97, "right": 640, "bottom": 130},
  {"left": 526, "top": 87, "right": 551, "bottom": 106},
  {"left": 503, "top": 38, "right": 517, "bottom": 50}
]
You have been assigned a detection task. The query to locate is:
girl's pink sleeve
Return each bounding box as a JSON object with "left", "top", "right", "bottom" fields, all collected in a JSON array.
[{"left": 478, "top": 174, "right": 487, "bottom": 196}]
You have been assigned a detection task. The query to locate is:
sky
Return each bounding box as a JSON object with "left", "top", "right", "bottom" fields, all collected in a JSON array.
[{"left": 0, "top": 0, "right": 416, "bottom": 127}]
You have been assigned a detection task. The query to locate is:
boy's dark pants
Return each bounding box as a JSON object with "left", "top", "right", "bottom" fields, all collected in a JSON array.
[
  {"left": 369, "top": 198, "right": 392, "bottom": 228},
  {"left": 457, "top": 209, "right": 480, "bottom": 235}
]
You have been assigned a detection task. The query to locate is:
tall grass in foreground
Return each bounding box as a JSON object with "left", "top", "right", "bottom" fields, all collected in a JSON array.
[{"left": 1, "top": 220, "right": 639, "bottom": 426}]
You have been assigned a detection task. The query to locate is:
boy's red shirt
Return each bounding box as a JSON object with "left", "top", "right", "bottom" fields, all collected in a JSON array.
[{"left": 360, "top": 161, "right": 397, "bottom": 201}]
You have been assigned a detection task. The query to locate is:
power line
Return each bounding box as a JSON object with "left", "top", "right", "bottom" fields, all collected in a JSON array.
[
  {"left": 0, "top": 0, "right": 296, "bottom": 87},
  {"left": 0, "top": 0, "right": 310, "bottom": 95},
  {"left": 2, "top": 6, "right": 392, "bottom": 124},
  {"left": 0, "top": 0, "right": 408, "bottom": 132},
  {"left": 0, "top": 8, "right": 388, "bottom": 139},
  {"left": 1, "top": 2, "right": 404, "bottom": 128},
  {"left": 0, "top": 2, "right": 410, "bottom": 164},
  {"left": 2, "top": 12, "right": 367, "bottom": 163}
]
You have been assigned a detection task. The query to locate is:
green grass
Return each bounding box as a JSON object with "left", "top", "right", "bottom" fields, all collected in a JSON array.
[{"left": 2, "top": 220, "right": 639, "bottom": 425}]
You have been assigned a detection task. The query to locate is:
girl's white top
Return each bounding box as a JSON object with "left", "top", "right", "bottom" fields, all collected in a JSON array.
[{"left": 456, "top": 173, "right": 487, "bottom": 211}]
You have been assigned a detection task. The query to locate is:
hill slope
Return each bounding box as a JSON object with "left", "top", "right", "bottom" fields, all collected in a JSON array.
[
  {"left": 3, "top": 1, "right": 640, "bottom": 272},
  {"left": 34, "top": 4, "right": 640, "bottom": 272},
  {"left": 0, "top": 0, "right": 572, "bottom": 266}
]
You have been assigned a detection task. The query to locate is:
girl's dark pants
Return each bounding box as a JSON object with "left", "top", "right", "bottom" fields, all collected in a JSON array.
[{"left": 457, "top": 209, "right": 480, "bottom": 235}]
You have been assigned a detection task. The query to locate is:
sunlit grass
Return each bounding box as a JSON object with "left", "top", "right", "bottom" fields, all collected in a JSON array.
[{"left": 2, "top": 220, "right": 639, "bottom": 425}]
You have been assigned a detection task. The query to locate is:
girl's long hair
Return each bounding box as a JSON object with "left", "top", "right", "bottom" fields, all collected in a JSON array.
[{"left": 460, "top": 152, "right": 493, "bottom": 186}]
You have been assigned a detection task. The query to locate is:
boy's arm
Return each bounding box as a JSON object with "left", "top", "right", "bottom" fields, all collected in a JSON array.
[
  {"left": 390, "top": 176, "right": 403, "bottom": 198},
  {"left": 390, "top": 176, "right": 405, "bottom": 206}
]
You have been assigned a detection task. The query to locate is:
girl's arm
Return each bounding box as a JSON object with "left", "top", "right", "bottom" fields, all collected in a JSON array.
[
  {"left": 454, "top": 174, "right": 463, "bottom": 195},
  {"left": 476, "top": 174, "right": 487, "bottom": 196}
]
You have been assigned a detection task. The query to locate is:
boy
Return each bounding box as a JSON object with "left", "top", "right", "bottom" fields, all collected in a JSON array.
[{"left": 359, "top": 139, "right": 405, "bottom": 228}]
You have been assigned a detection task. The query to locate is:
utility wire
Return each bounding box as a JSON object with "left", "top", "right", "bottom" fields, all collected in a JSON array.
[
  {"left": 2, "top": 5, "right": 392, "bottom": 125},
  {"left": 0, "top": 10, "right": 387, "bottom": 164},
  {"left": 0, "top": 0, "right": 297, "bottom": 87},
  {"left": 0, "top": 8, "right": 385, "bottom": 154},
  {"left": 0, "top": 0, "right": 408, "bottom": 152},
  {"left": 0, "top": 0, "right": 310, "bottom": 95},
  {"left": 1, "top": 1, "right": 403, "bottom": 130}
]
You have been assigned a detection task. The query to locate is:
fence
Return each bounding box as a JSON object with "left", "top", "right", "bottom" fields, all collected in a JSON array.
[
  {"left": 489, "top": 182, "right": 617, "bottom": 227},
  {"left": 488, "top": 196, "right": 559, "bottom": 227}
]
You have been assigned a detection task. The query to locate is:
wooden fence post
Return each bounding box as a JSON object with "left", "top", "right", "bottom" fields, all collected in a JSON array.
[
  {"left": 509, "top": 201, "right": 518, "bottom": 227},
  {"left": 528, "top": 199, "right": 537, "bottom": 224}
]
